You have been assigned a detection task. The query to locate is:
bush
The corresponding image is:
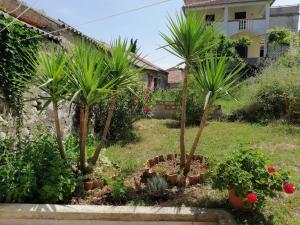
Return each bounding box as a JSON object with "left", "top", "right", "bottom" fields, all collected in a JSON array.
[
  {"left": 93, "top": 87, "right": 147, "bottom": 144},
  {"left": 175, "top": 77, "right": 205, "bottom": 125},
  {"left": 0, "top": 134, "right": 77, "bottom": 203},
  {"left": 0, "top": 145, "right": 36, "bottom": 203},
  {"left": 212, "top": 147, "right": 290, "bottom": 208},
  {"left": 269, "top": 27, "right": 299, "bottom": 46},
  {"left": 23, "top": 134, "right": 77, "bottom": 203},
  {"left": 230, "top": 47, "right": 300, "bottom": 124}
]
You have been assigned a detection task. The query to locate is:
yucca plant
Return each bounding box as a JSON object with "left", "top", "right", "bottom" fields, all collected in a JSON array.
[
  {"left": 184, "top": 56, "right": 245, "bottom": 173},
  {"left": 160, "top": 12, "right": 216, "bottom": 168},
  {"left": 68, "top": 41, "right": 115, "bottom": 173},
  {"left": 27, "top": 46, "right": 69, "bottom": 162},
  {"left": 91, "top": 38, "right": 142, "bottom": 165}
]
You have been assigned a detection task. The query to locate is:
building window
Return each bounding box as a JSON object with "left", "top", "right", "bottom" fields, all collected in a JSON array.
[
  {"left": 236, "top": 46, "right": 248, "bottom": 58},
  {"left": 154, "top": 78, "right": 158, "bottom": 90},
  {"left": 235, "top": 12, "right": 247, "bottom": 30},
  {"left": 206, "top": 14, "right": 215, "bottom": 25},
  {"left": 260, "top": 46, "right": 264, "bottom": 57}
]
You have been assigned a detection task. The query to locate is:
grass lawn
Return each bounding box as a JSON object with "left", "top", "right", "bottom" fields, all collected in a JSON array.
[{"left": 102, "top": 119, "right": 300, "bottom": 225}]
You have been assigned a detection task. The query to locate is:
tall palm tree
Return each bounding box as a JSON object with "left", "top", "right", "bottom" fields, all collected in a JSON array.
[
  {"left": 184, "top": 56, "right": 245, "bottom": 173},
  {"left": 91, "top": 38, "right": 142, "bottom": 165},
  {"left": 160, "top": 12, "right": 215, "bottom": 168},
  {"left": 68, "top": 41, "right": 115, "bottom": 173},
  {"left": 27, "top": 46, "right": 69, "bottom": 162}
]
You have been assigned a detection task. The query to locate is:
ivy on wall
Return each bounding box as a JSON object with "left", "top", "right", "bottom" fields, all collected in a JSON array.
[{"left": 0, "top": 15, "right": 40, "bottom": 138}]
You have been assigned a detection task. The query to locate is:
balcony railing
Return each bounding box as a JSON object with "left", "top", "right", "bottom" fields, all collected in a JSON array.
[{"left": 228, "top": 19, "right": 266, "bottom": 35}]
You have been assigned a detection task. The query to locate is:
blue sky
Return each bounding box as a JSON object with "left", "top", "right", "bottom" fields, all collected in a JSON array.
[{"left": 23, "top": 0, "right": 299, "bottom": 69}]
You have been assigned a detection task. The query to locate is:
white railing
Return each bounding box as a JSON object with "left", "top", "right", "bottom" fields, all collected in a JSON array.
[{"left": 227, "top": 19, "right": 267, "bottom": 36}]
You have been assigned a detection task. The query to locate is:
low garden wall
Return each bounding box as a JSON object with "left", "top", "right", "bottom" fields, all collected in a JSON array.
[
  {"left": 152, "top": 101, "right": 178, "bottom": 119},
  {"left": 0, "top": 204, "right": 237, "bottom": 225}
]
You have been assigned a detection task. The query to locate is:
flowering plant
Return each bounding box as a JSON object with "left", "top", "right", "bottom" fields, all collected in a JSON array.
[{"left": 212, "top": 147, "right": 295, "bottom": 208}]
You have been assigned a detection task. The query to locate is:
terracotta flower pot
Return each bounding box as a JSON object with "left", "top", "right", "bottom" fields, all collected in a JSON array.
[
  {"left": 166, "top": 174, "right": 178, "bottom": 185},
  {"left": 177, "top": 175, "right": 186, "bottom": 187},
  {"left": 228, "top": 190, "right": 253, "bottom": 211},
  {"left": 199, "top": 172, "right": 206, "bottom": 183},
  {"left": 195, "top": 155, "right": 203, "bottom": 162},
  {"left": 158, "top": 155, "right": 165, "bottom": 162},
  {"left": 84, "top": 181, "right": 94, "bottom": 191},
  {"left": 188, "top": 175, "right": 199, "bottom": 185},
  {"left": 166, "top": 154, "right": 174, "bottom": 160},
  {"left": 148, "top": 169, "right": 157, "bottom": 177},
  {"left": 148, "top": 159, "right": 155, "bottom": 167},
  {"left": 93, "top": 179, "right": 104, "bottom": 189}
]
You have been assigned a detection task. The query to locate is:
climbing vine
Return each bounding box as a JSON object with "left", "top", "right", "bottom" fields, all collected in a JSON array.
[{"left": 0, "top": 15, "right": 40, "bottom": 139}]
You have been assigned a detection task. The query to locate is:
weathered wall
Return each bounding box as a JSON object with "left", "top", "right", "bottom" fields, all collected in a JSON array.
[{"left": 0, "top": 87, "right": 73, "bottom": 139}]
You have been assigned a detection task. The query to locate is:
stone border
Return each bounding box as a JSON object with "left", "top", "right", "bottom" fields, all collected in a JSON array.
[{"left": 0, "top": 204, "right": 236, "bottom": 225}]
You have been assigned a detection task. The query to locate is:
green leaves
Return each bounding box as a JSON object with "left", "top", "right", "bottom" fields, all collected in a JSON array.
[
  {"left": 106, "top": 38, "right": 142, "bottom": 94},
  {"left": 27, "top": 46, "right": 69, "bottom": 103},
  {"left": 212, "top": 147, "right": 291, "bottom": 208},
  {"left": 68, "top": 41, "right": 112, "bottom": 107},
  {"left": 160, "top": 12, "right": 216, "bottom": 64},
  {"left": 192, "top": 56, "right": 245, "bottom": 108}
]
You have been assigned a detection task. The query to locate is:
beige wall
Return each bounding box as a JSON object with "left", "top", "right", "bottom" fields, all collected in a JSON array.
[
  {"left": 194, "top": 4, "right": 266, "bottom": 22},
  {"left": 232, "top": 32, "right": 263, "bottom": 58}
]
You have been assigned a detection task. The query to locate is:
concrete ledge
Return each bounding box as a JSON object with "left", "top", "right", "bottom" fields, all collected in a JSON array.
[{"left": 0, "top": 204, "right": 236, "bottom": 225}]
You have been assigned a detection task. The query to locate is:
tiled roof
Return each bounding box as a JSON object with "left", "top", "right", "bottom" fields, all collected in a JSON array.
[
  {"left": 135, "top": 56, "right": 167, "bottom": 73},
  {"left": 0, "top": 10, "right": 61, "bottom": 41},
  {"left": 184, "top": 0, "right": 273, "bottom": 8}
]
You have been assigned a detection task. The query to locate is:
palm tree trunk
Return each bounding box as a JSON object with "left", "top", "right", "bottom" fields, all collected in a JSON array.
[
  {"left": 52, "top": 101, "right": 67, "bottom": 161},
  {"left": 184, "top": 103, "right": 211, "bottom": 174},
  {"left": 179, "top": 64, "right": 189, "bottom": 169},
  {"left": 79, "top": 105, "right": 89, "bottom": 174},
  {"left": 91, "top": 96, "right": 117, "bottom": 165}
]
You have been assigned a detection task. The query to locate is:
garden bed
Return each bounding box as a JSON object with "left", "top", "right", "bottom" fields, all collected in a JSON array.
[{"left": 143, "top": 154, "right": 207, "bottom": 186}]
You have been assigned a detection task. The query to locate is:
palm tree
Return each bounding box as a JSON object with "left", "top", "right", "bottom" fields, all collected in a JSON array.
[
  {"left": 184, "top": 56, "right": 245, "bottom": 173},
  {"left": 68, "top": 41, "right": 115, "bottom": 173},
  {"left": 27, "top": 46, "right": 69, "bottom": 162},
  {"left": 91, "top": 38, "right": 142, "bottom": 165},
  {"left": 160, "top": 12, "right": 216, "bottom": 168}
]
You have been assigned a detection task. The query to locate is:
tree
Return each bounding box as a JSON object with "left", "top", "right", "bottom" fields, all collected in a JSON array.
[
  {"left": 91, "top": 38, "right": 142, "bottom": 165},
  {"left": 130, "top": 38, "right": 138, "bottom": 53},
  {"left": 27, "top": 46, "right": 69, "bottom": 162},
  {"left": 160, "top": 12, "right": 215, "bottom": 168},
  {"left": 184, "top": 56, "right": 245, "bottom": 173},
  {"left": 68, "top": 41, "right": 114, "bottom": 173}
]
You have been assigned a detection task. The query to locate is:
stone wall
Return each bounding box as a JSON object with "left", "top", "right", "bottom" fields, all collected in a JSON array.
[
  {"left": 152, "top": 101, "right": 178, "bottom": 119},
  {"left": 0, "top": 87, "right": 73, "bottom": 139}
]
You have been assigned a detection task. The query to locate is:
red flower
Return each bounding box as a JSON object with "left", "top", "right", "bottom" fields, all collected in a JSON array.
[
  {"left": 145, "top": 105, "right": 151, "bottom": 113},
  {"left": 247, "top": 193, "right": 258, "bottom": 203},
  {"left": 283, "top": 183, "right": 296, "bottom": 194},
  {"left": 267, "top": 166, "right": 276, "bottom": 173}
]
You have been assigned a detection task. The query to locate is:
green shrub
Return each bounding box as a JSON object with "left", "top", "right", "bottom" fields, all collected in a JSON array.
[
  {"left": 0, "top": 134, "right": 77, "bottom": 204},
  {"left": 212, "top": 147, "right": 290, "bottom": 208},
  {"left": 269, "top": 27, "right": 299, "bottom": 46},
  {"left": 93, "top": 88, "right": 147, "bottom": 144},
  {"left": 0, "top": 144, "right": 36, "bottom": 203},
  {"left": 23, "top": 134, "right": 77, "bottom": 203},
  {"left": 175, "top": 77, "right": 205, "bottom": 125},
  {"left": 229, "top": 47, "right": 300, "bottom": 124},
  {"left": 104, "top": 174, "right": 128, "bottom": 203}
]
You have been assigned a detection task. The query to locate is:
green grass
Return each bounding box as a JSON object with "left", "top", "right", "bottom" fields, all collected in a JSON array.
[{"left": 102, "top": 119, "right": 300, "bottom": 225}]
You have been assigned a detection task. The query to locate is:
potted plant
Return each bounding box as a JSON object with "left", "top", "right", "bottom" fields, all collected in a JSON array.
[
  {"left": 166, "top": 167, "right": 178, "bottom": 185},
  {"left": 83, "top": 175, "right": 94, "bottom": 191},
  {"left": 212, "top": 147, "right": 296, "bottom": 210},
  {"left": 187, "top": 169, "right": 200, "bottom": 186}
]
